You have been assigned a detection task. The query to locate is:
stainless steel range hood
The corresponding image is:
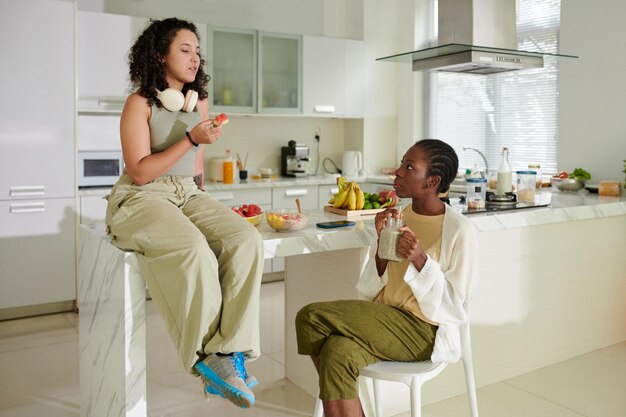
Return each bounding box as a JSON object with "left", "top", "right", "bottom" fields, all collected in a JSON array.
[{"left": 377, "top": 0, "right": 577, "bottom": 74}]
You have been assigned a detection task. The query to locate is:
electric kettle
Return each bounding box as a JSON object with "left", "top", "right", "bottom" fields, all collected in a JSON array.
[{"left": 342, "top": 151, "right": 363, "bottom": 177}]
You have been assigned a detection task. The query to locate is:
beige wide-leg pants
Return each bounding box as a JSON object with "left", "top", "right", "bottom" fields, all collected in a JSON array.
[{"left": 105, "top": 175, "right": 263, "bottom": 373}]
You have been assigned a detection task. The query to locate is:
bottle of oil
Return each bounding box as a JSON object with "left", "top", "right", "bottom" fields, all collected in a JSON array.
[{"left": 496, "top": 147, "right": 512, "bottom": 195}]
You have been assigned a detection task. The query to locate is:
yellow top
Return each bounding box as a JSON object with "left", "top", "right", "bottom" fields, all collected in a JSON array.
[{"left": 374, "top": 206, "right": 444, "bottom": 325}]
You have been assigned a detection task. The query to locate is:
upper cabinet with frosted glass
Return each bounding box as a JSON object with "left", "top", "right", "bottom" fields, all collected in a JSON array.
[
  {"left": 209, "top": 28, "right": 301, "bottom": 114},
  {"left": 258, "top": 33, "right": 301, "bottom": 114},
  {"left": 210, "top": 29, "right": 257, "bottom": 113}
]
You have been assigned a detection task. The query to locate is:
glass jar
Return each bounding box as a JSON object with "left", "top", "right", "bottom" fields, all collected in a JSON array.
[
  {"left": 516, "top": 170, "right": 537, "bottom": 203},
  {"left": 466, "top": 178, "right": 487, "bottom": 209},
  {"left": 528, "top": 163, "right": 542, "bottom": 188},
  {"left": 378, "top": 216, "right": 404, "bottom": 262}
]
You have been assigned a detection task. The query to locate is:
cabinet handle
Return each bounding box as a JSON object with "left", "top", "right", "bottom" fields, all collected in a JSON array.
[
  {"left": 210, "top": 191, "right": 235, "bottom": 201},
  {"left": 10, "top": 202, "right": 46, "bottom": 213},
  {"left": 97, "top": 97, "right": 126, "bottom": 107},
  {"left": 9, "top": 185, "right": 45, "bottom": 197},
  {"left": 284, "top": 189, "right": 308, "bottom": 197},
  {"left": 314, "top": 105, "right": 336, "bottom": 113}
]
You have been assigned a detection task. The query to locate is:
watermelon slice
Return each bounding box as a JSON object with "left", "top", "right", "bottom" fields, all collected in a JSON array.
[{"left": 213, "top": 113, "right": 229, "bottom": 126}]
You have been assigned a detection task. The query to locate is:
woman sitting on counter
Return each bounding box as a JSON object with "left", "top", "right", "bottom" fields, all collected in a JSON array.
[
  {"left": 296, "top": 139, "right": 478, "bottom": 417},
  {"left": 105, "top": 18, "right": 263, "bottom": 409}
]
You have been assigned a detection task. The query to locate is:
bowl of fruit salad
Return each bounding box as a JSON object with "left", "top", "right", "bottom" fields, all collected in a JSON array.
[
  {"left": 232, "top": 204, "right": 263, "bottom": 226},
  {"left": 265, "top": 209, "right": 309, "bottom": 232}
]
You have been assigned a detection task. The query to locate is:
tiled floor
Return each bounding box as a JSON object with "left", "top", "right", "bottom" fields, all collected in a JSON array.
[{"left": 0, "top": 281, "right": 624, "bottom": 417}]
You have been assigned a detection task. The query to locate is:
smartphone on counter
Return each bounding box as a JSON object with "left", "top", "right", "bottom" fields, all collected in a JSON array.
[{"left": 316, "top": 220, "right": 356, "bottom": 229}]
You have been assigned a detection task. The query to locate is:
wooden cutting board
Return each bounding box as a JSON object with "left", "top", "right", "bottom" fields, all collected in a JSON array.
[{"left": 323, "top": 205, "right": 384, "bottom": 220}]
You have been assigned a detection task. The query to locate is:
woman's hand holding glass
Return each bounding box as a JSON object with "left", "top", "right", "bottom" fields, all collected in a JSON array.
[
  {"left": 396, "top": 227, "right": 428, "bottom": 271},
  {"left": 374, "top": 207, "right": 401, "bottom": 238}
]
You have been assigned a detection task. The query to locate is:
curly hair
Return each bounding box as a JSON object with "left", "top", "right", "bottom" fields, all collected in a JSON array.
[
  {"left": 128, "top": 18, "right": 210, "bottom": 107},
  {"left": 414, "top": 139, "right": 459, "bottom": 194}
]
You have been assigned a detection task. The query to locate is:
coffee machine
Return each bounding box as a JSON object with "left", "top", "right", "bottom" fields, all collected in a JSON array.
[{"left": 281, "top": 140, "right": 310, "bottom": 177}]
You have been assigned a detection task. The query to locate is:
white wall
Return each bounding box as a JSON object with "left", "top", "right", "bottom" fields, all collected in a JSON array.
[
  {"left": 558, "top": 0, "right": 626, "bottom": 183},
  {"left": 361, "top": 0, "right": 414, "bottom": 175},
  {"left": 396, "top": 0, "right": 432, "bottom": 163}
]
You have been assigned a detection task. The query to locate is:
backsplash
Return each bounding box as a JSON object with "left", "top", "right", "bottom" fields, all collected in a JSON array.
[
  {"left": 76, "top": 114, "right": 360, "bottom": 176},
  {"left": 206, "top": 116, "right": 357, "bottom": 177}
]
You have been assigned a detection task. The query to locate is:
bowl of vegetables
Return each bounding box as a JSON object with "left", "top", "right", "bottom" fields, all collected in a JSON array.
[
  {"left": 551, "top": 168, "right": 591, "bottom": 192},
  {"left": 265, "top": 209, "right": 309, "bottom": 232}
]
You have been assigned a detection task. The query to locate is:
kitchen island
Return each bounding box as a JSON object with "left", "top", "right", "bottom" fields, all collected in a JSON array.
[{"left": 78, "top": 190, "right": 626, "bottom": 417}]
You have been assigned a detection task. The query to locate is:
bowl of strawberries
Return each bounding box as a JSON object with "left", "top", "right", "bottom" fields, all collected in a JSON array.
[{"left": 232, "top": 204, "right": 263, "bottom": 226}]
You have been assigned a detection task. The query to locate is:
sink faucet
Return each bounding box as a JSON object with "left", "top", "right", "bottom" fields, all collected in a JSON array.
[{"left": 463, "top": 147, "right": 489, "bottom": 175}]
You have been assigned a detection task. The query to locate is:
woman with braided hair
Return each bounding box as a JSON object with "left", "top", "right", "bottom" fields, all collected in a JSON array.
[{"left": 296, "top": 139, "right": 478, "bottom": 417}]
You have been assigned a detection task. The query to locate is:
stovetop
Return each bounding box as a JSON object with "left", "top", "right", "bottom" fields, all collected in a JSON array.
[{"left": 450, "top": 196, "right": 550, "bottom": 215}]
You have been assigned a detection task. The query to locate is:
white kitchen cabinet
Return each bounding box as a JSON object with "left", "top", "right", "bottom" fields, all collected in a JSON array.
[
  {"left": 208, "top": 187, "right": 272, "bottom": 212},
  {"left": 302, "top": 36, "right": 365, "bottom": 117},
  {"left": 76, "top": 11, "right": 148, "bottom": 112},
  {"left": 0, "top": 198, "right": 76, "bottom": 310},
  {"left": 272, "top": 185, "right": 318, "bottom": 210},
  {"left": 77, "top": 12, "right": 207, "bottom": 113},
  {"left": 0, "top": 0, "right": 75, "bottom": 201},
  {"left": 80, "top": 194, "right": 109, "bottom": 224},
  {"left": 318, "top": 184, "right": 339, "bottom": 208},
  {"left": 0, "top": 0, "right": 76, "bottom": 314}
]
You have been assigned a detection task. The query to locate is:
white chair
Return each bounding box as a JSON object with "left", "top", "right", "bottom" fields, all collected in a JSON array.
[{"left": 313, "top": 320, "right": 479, "bottom": 417}]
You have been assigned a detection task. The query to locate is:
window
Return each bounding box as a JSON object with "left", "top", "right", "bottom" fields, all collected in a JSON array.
[{"left": 428, "top": 0, "right": 561, "bottom": 175}]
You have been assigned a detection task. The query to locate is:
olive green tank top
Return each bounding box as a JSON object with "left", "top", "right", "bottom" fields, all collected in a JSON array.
[{"left": 149, "top": 104, "right": 201, "bottom": 177}]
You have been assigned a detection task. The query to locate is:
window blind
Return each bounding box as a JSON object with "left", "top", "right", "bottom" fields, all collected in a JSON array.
[{"left": 428, "top": 0, "right": 561, "bottom": 175}]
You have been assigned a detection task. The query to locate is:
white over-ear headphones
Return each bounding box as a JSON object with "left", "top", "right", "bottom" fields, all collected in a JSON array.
[{"left": 155, "top": 88, "right": 198, "bottom": 112}]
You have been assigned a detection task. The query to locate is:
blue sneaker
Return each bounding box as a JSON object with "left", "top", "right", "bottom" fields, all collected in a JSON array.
[
  {"left": 234, "top": 352, "right": 259, "bottom": 389},
  {"left": 203, "top": 352, "right": 258, "bottom": 399},
  {"left": 194, "top": 353, "right": 255, "bottom": 408}
]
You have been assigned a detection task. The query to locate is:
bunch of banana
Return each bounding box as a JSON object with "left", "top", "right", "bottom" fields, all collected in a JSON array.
[{"left": 328, "top": 177, "right": 365, "bottom": 210}]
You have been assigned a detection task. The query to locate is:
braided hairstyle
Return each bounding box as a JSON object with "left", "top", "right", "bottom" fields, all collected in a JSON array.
[
  {"left": 413, "top": 139, "right": 459, "bottom": 194},
  {"left": 128, "top": 18, "right": 210, "bottom": 107}
]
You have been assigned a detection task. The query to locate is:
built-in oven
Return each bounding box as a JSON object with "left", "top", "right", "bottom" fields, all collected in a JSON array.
[{"left": 77, "top": 150, "right": 124, "bottom": 188}]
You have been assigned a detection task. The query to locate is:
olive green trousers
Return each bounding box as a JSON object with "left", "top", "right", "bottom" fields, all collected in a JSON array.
[
  {"left": 105, "top": 175, "right": 264, "bottom": 372},
  {"left": 296, "top": 300, "right": 438, "bottom": 400}
]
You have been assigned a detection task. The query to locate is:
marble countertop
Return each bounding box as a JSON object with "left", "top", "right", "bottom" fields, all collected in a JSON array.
[
  {"left": 81, "top": 189, "right": 626, "bottom": 259},
  {"left": 459, "top": 190, "right": 626, "bottom": 232},
  {"left": 259, "top": 190, "right": 626, "bottom": 250}
]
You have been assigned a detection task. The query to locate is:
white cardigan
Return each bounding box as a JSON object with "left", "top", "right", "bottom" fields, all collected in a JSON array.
[{"left": 356, "top": 204, "right": 478, "bottom": 363}]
